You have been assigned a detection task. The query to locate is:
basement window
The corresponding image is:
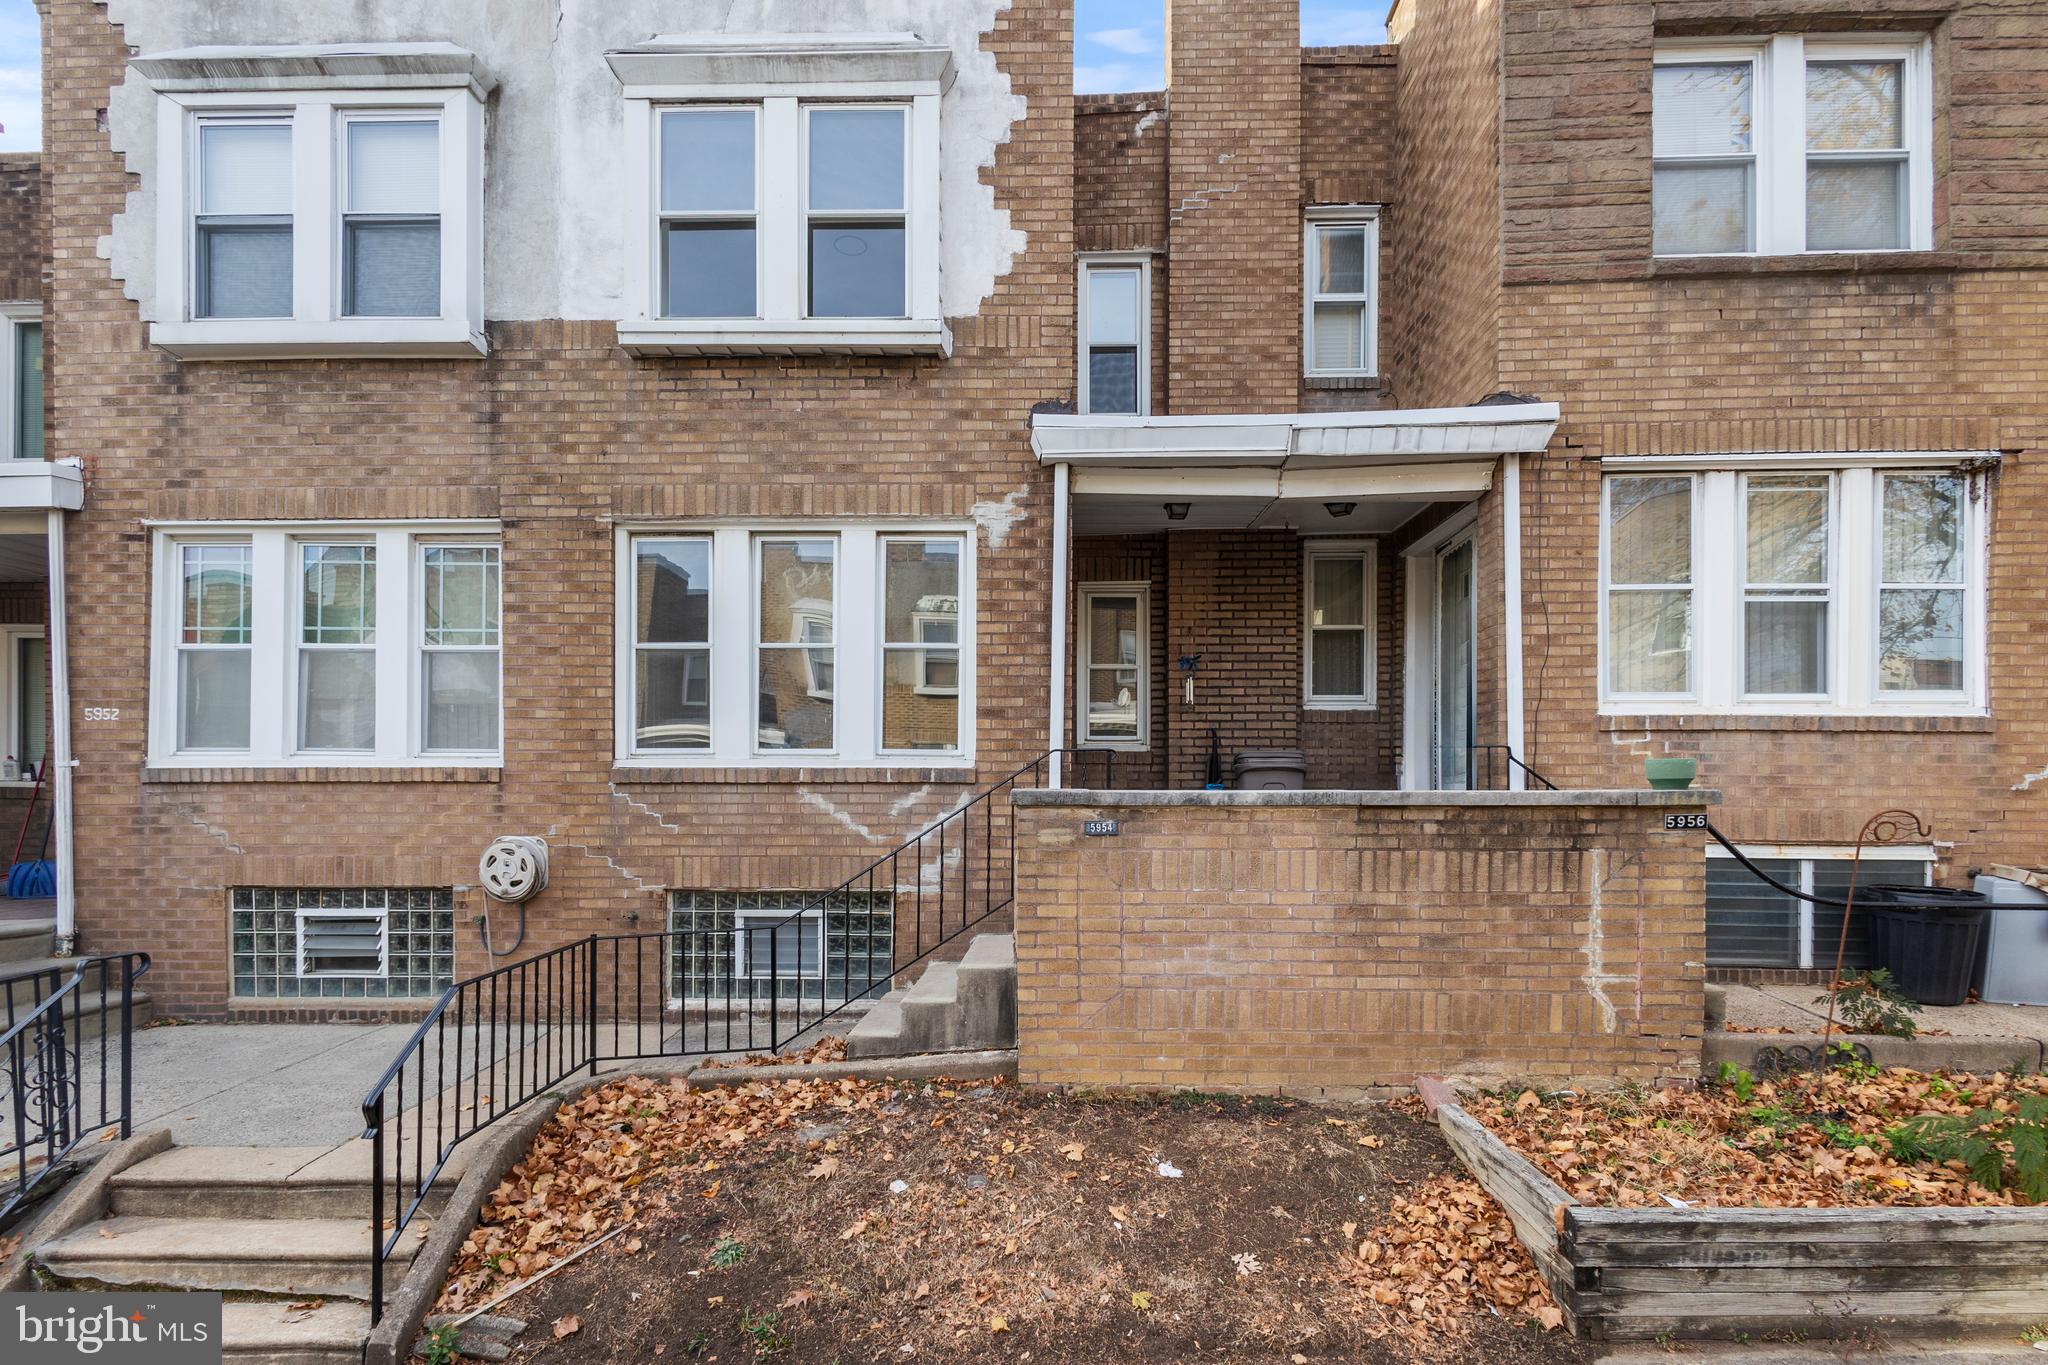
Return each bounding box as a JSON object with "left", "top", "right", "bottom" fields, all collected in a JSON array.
[
  {"left": 1705, "top": 849, "right": 1932, "bottom": 970},
  {"left": 231, "top": 887, "right": 455, "bottom": 999},
  {"left": 667, "top": 890, "right": 893, "bottom": 1006}
]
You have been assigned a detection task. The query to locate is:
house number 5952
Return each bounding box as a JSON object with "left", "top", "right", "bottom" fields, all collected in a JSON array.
[{"left": 82, "top": 707, "right": 120, "bottom": 722}]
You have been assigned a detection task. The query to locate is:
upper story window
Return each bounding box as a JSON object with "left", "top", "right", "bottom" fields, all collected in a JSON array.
[
  {"left": 1652, "top": 36, "right": 1933, "bottom": 258},
  {"left": 0, "top": 304, "right": 40, "bottom": 460},
  {"left": 618, "top": 526, "right": 973, "bottom": 768},
  {"left": 1303, "top": 209, "right": 1378, "bottom": 378},
  {"left": 1078, "top": 256, "right": 1149, "bottom": 416},
  {"left": 609, "top": 35, "right": 951, "bottom": 356},
  {"left": 149, "top": 523, "right": 502, "bottom": 767},
  {"left": 1599, "top": 462, "right": 1983, "bottom": 715},
  {"left": 132, "top": 45, "right": 489, "bottom": 360}
]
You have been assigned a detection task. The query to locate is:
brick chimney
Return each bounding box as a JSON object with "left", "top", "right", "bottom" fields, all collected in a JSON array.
[{"left": 1165, "top": 0, "right": 1303, "bottom": 413}]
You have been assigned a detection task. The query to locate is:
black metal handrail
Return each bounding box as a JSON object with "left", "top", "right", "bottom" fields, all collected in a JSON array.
[
  {"left": 1467, "top": 744, "right": 1558, "bottom": 791},
  {"left": 361, "top": 747, "right": 1101, "bottom": 1322},
  {"left": 1, "top": 952, "right": 150, "bottom": 1227}
]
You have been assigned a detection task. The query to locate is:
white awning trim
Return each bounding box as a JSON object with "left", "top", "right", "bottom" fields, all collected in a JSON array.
[
  {"left": 607, "top": 33, "right": 954, "bottom": 92},
  {"left": 0, "top": 460, "right": 84, "bottom": 513},
  {"left": 1031, "top": 401, "right": 1560, "bottom": 468},
  {"left": 132, "top": 43, "right": 493, "bottom": 95}
]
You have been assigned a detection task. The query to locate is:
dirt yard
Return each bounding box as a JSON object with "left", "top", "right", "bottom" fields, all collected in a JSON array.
[{"left": 429, "top": 1072, "right": 1594, "bottom": 1363}]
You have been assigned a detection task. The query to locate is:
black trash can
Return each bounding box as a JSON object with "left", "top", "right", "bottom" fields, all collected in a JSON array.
[{"left": 1860, "top": 884, "right": 1989, "bottom": 1007}]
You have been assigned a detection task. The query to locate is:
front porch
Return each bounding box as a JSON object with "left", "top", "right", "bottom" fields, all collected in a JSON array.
[{"left": 1037, "top": 400, "right": 1557, "bottom": 792}]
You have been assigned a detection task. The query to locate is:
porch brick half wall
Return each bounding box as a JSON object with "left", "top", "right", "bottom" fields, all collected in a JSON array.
[{"left": 1010, "top": 789, "right": 1715, "bottom": 1096}]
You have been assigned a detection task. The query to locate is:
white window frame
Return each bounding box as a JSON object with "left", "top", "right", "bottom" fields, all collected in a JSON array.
[
  {"left": 1075, "top": 582, "right": 1150, "bottom": 750},
  {"left": 614, "top": 524, "right": 976, "bottom": 769},
  {"left": 295, "top": 905, "right": 390, "bottom": 979},
  {"left": 653, "top": 105, "right": 764, "bottom": 321},
  {"left": 1302, "top": 541, "right": 1377, "bottom": 709},
  {"left": 147, "top": 521, "right": 504, "bottom": 768},
  {"left": 1077, "top": 253, "right": 1151, "bottom": 416},
  {"left": 1738, "top": 471, "right": 1836, "bottom": 703},
  {"left": 611, "top": 37, "right": 950, "bottom": 356},
  {"left": 0, "top": 303, "right": 41, "bottom": 461},
  {"left": 1652, "top": 35, "right": 1935, "bottom": 258},
  {"left": 144, "top": 85, "right": 485, "bottom": 359},
  {"left": 0, "top": 625, "right": 45, "bottom": 787},
  {"left": 1302, "top": 207, "right": 1380, "bottom": 379},
  {"left": 1706, "top": 843, "right": 1933, "bottom": 969},
  {"left": 293, "top": 539, "right": 379, "bottom": 755},
  {"left": 733, "top": 907, "right": 825, "bottom": 982},
  {"left": 1599, "top": 457, "right": 1988, "bottom": 716}
]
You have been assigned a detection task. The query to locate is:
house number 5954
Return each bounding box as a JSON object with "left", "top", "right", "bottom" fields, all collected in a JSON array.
[{"left": 82, "top": 707, "right": 120, "bottom": 722}]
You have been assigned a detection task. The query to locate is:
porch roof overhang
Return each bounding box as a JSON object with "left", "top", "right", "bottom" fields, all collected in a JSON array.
[
  {"left": 0, "top": 461, "right": 84, "bottom": 514},
  {"left": 1029, "top": 401, "right": 1560, "bottom": 469}
]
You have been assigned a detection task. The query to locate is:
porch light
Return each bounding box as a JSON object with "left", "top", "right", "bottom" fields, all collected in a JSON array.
[
  {"left": 1163, "top": 502, "right": 1191, "bottom": 521},
  {"left": 1324, "top": 501, "right": 1358, "bottom": 518}
]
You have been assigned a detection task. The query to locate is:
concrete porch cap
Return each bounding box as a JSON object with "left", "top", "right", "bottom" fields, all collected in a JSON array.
[
  {"left": 1029, "top": 400, "right": 1561, "bottom": 468},
  {"left": 1015, "top": 788, "right": 1721, "bottom": 808}
]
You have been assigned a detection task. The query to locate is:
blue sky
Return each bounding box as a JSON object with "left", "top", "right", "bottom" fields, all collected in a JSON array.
[{"left": 0, "top": 0, "right": 1388, "bottom": 151}]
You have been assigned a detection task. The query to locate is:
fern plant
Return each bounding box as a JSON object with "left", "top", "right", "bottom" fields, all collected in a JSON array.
[
  {"left": 1886, "top": 1094, "right": 2048, "bottom": 1202},
  {"left": 1820, "top": 969, "right": 1921, "bottom": 1039}
]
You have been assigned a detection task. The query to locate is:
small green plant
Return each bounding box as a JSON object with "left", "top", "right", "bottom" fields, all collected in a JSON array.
[
  {"left": 1820, "top": 969, "right": 1920, "bottom": 1039},
  {"left": 740, "top": 1308, "right": 791, "bottom": 1355},
  {"left": 421, "top": 1323, "right": 461, "bottom": 1365},
  {"left": 2019, "top": 1323, "right": 2047, "bottom": 1346},
  {"left": 709, "top": 1236, "right": 748, "bottom": 1268},
  {"left": 685, "top": 1331, "right": 712, "bottom": 1357},
  {"left": 1811, "top": 1117, "right": 1863, "bottom": 1149},
  {"left": 1887, "top": 1095, "right": 2048, "bottom": 1201},
  {"left": 1714, "top": 1061, "right": 1756, "bottom": 1104},
  {"left": 1826, "top": 1042, "right": 1882, "bottom": 1083}
]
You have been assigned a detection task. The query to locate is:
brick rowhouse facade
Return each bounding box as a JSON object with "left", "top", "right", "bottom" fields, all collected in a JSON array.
[{"left": 11, "top": 0, "right": 2047, "bottom": 1035}]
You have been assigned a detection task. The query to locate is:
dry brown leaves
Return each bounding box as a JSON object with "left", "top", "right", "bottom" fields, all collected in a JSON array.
[
  {"left": 1469, "top": 1068, "right": 2048, "bottom": 1211},
  {"left": 435, "top": 1071, "right": 891, "bottom": 1312},
  {"left": 696, "top": 1035, "right": 849, "bottom": 1071},
  {"left": 1338, "top": 1174, "right": 1562, "bottom": 1348}
]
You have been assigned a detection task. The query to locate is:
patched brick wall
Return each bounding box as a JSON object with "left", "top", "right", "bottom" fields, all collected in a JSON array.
[
  {"left": 0, "top": 154, "right": 41, "bottom": 304},
  {"left": 1013, "top": 791, "right": 1709, "bottom": 1094}
]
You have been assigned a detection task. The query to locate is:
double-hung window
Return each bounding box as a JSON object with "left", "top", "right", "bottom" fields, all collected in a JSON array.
[
  {"left": 1, "top": 303, "right": 42, "bottom": 460},
  {"left": 610, "top": 35, "right": 950, "bottom": 354},
  {"left": 134, "top": 44, "right": 486, "bottom": 358},
  {"left": 1652, "top": 36, "right": 1932, "bottom": 257},
  {"left": 1303, "top": 210, "right": 1378, "bottom": 378},
  {"left": 1304, "top": 544, "right": 1375, "bottom": 707},
  {"left": 1601, "top": 463, "right": 1984, "bottom": 713},
  {"left": 618, "top": 527, "right": 973, "bottom": 767},
  {"left": 1077, "top": 585, "right": 1147, "bottom": 748},
  {"left": 1077, "top": 256, "right": 1149, "bottom": 415},
  {"left": 152, "top": 524, "right": 503, "bottom": 766}
]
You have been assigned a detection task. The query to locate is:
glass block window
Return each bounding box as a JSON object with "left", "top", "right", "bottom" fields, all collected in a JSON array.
[
  {"left": 667, "top": 890, "right": 893, "bottom": 1005},
  {"left": 230, "top": 887, "right": 455, "bottom": 999}
]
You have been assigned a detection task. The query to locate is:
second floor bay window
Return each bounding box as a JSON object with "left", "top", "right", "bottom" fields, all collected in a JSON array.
[
  {"left": 1652, "top": 36, "right": 1932, "bottom": 258},
  {"left": 610, "top": 35, "right": 950, "bottom": 355}
]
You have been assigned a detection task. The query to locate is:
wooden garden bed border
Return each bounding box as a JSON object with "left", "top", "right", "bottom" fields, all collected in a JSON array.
[{"left": 1427, "top": 1090, "right": 2048, "bottom": 1341}]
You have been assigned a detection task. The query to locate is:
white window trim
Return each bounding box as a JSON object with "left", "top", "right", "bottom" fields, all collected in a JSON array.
[
  {"left": 612, "top": 37, "right": 949, "bottom": 357},
  {"left": 1652, "top": 34, "right": 1935, "bottom": 259},
  {"left": 1599, "top": 463, "right": 1987, "bottom": 716},
  {"left": 1706, "top": 843, "right": 1933, "bottom": 969},
  {"left": 1077, "top": 253, "right": 1151, "bottom": 416},
  {"left": 145, "top": 87, "right": 486, "bottom": 359},
  {"left": 0, "top": 625, "right": 44, "bottom": 788},
  {"left": 0, "top": 302, "right": 39, "bottom": 461},
  {"left": 614, "top": 523, "right": 976, "bottom": 769},
  {"left": 1075, "top": 582, "right": 1150, "bottom": 751},
  {"left": 733, "top": 907, "right": 825, "bottom": 981},
  {"left": 1737, "top": 471, "right": 1836, "bottom": 704},
  {"left": 147, "top": 521, "right": 503, "bottom": 768},
  {"left": 296, "top": 904, "right": 390, "bottom": 979},
  {"left": 1303, "top": 540, "right": 1377, "bottom": 709},
  {"left": 1302, "top": 206, "right": 1380, "bottom": 379}
]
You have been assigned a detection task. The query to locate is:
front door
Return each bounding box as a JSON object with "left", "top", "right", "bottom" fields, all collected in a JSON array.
[{"left": 1433, "top": 535, "right": 1476, "bottom": 789}]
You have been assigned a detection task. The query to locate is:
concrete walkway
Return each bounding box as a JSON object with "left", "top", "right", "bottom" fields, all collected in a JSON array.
[{"left": 1722, "top": 980, "right": 2048, "bottom": 1044}]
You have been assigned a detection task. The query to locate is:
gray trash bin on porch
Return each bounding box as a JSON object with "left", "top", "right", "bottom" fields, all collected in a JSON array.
[{"left": 1231, "top": 748, "right": 1307, "bottom": 790}]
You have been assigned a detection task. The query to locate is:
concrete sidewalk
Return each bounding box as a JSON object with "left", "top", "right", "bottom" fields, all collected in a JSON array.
[{"left": 1722, "top": 980, "right": 2048, "bottom": 1043}]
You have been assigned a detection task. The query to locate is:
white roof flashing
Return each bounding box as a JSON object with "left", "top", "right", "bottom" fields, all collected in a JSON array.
[
  {"left": 131, "top": 43, "right": 493, "bottom": 95},
  {"left": 1031, "top": 402, "right": 1561, "bottom": 467}
]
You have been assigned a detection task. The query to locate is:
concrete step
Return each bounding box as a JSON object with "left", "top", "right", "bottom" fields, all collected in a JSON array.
[
  {"left": 0, "top": 916, "right": 56, "bottom": 965},
  {"left": 846, "top": 933, "right": 1016, "bottom": 1059},
  {"left": 0, "top": 965, "right": 155, "bottom": 1040},
  {"left": 110, "top": 1145, "right": 449, "bottom": 1221},
  {"left": 36, "top": 1215, "right": 420, "bottom": 1298},
  {"left": 221, "top": 1300, "right": 374, "bottom": 1365}
]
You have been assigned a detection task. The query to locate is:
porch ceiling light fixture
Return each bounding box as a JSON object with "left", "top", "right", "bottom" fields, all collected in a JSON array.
[
  {"left": 1163, "top": 501, "right": 1191, "bottom": 521},
  {"left": 1324, "top": 501, "right": 1358, "bottom": 518}
]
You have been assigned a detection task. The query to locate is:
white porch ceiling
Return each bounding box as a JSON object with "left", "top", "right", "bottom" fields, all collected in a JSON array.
[
  {"left": 1073, "top": 495, "right": 1432, "bottom": 537},
  {"left": 1067, "top": 459, "right": 1494, "bottom": 536}
]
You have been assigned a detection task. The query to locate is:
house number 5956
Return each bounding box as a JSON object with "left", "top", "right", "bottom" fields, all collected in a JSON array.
[{"left": 82, "top": 707, "right": 120, "bottom": 722}]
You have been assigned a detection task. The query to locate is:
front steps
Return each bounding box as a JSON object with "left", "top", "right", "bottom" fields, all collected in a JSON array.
[
  {"left": 31, "top": 1144, "right": 453, "bottom": 1364},
  {"left": 1, "top": 916, "right": 158, "bottom": 1039},
  {"left": 847, "top": 933, "right": 1016, "bottom": 1058}
]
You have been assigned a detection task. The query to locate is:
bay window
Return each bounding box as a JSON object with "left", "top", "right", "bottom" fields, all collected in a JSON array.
[
  {"left": 194, "top": 120, "right": 294, "bottom": 319},
  {"left": 618, "top": 526, "right": 974, "bottom": 767},
  {"left": 152, "top": 524, "right": 502, "bottom": 766},
  {"left": 1652, "top": 36, "right": 1932, "bottom": 258},
  {"left": 341, "top": 117, "right": 442, "bottom": 318},
  {"left": 659, "top": 108, "right": 760, "bottom": 319},
  {"left": 1601, "top": 463, "right": 1984, "bottom": 713}
]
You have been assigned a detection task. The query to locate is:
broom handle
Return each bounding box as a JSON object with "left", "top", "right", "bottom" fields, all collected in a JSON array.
[{"left": 8, "top": 760, "right": 43, "bottom": 867}]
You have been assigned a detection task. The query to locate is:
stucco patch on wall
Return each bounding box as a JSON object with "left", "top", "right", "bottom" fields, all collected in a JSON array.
[{"left": 101, "top": 0, "right": 1026, "bottom": 322}]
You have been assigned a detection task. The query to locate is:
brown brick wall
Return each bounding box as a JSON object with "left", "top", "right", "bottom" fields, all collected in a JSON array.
[
  {"left": 0, "top": 153, "right": 42, "bottom": 305},
  {"left": 1013, "top": 793, "right": 1708, "bottom": 1095},
  {"left": 42, "top": 0, "right": 1077, "bottom": 1016}
]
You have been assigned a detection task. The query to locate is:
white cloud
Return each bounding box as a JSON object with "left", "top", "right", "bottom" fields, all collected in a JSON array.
[
  {"left": 1074, "top": 60, "right": 1160, "bottom": 94},
  {"left": 1087, "top": 27, "right": 1156, "bottom": 56}
]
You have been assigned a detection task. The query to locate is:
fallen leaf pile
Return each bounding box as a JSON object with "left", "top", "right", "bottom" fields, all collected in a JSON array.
[
  {"left": 1469, "top": 1067, "right": 2048, "bottom": 1210},
  {"left": 696, "top": 1035, "right": 849, "bottom": 1071},
  {"left": 1339, "top": 1174, "right": 1562, "bottom": 1346},
  {"left": 436, "top": 1072, "right": 890, "bottom": 1312}
]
